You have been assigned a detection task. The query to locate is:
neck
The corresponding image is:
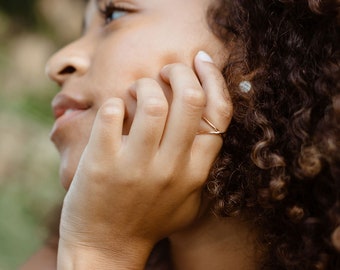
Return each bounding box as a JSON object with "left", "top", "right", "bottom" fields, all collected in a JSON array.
[{"left": 169, "top": 212, "right": 260, "bottom": 270}]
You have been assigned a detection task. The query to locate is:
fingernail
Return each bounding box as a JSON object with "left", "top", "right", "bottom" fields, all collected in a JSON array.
[{"left": 197, "top": 51, "right": 214, "bottom": 63}]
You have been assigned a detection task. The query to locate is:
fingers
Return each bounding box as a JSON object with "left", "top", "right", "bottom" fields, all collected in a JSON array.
[
  {"left": 127, "top": 78, "right": 168, "bottom": 162},
  {"left": 86, "top": 98, "right": 125, "bottom": 160},
  {"left": 195, "top": 51, "right": 233, "bottom": 135},
  {"left": 192, "top": 51, "right": 233, "bottom": 168},
  {"left": 159, "top": 51, "right": 232, "bottom": 167},
  {"left": 86, "top": 51, "right": 231, "bottom": 172},
  {"left": 160, "top": 63, "right": 206, "bottom": 157}
]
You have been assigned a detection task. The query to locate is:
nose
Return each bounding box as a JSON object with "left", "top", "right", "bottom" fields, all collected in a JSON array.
[{"left": 45, "top": 40, "right": 91, "bottom": 85}]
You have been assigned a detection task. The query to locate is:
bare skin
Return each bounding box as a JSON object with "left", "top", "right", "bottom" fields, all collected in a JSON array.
[
  {"left": 22, "top": 0, "right": 260, "bottom": 269},
  {"left": 21, "top": 244, "right": 57, "bottom": 270}
]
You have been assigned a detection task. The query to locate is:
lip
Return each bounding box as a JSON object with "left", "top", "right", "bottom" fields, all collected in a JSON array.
[
  {"left": 50, "top": 108, "right": 85, "bottom": 134},
  {"left": 50, "top": 93, "right": 91, "bottom": 139}
]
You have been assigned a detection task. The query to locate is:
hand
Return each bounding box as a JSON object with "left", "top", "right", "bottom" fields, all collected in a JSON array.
[{"left": 58, "top": 51, "right": 233, "bottom": 269}]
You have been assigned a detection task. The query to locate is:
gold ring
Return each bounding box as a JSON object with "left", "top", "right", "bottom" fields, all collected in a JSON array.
[{"left": 197, "top": 116, "right": 225, "bottom": 136}]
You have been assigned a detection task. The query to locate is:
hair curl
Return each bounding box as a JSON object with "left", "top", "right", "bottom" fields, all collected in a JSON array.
[{"left": 206, "top": 0, "right": 340, "bottom": 269}]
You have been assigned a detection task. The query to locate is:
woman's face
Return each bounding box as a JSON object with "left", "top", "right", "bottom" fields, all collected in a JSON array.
[{"left": 46, "top": 0, "right": 225, "bottom": 189}]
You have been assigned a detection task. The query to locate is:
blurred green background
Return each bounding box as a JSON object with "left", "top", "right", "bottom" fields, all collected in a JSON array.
[{"left": 0, "top": 0, "right": 85, "bottom": 269}]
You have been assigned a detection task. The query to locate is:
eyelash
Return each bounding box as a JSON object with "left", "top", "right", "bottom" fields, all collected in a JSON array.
[{"left": 99, "top": 2, "right": 131, "bottom": 25}]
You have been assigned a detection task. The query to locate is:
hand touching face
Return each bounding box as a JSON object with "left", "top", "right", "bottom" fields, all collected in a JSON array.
[
  {"left": 47, "top": 1, "right": 234, "bottom": 267},
  {"left": 58, "top": 51, "right": 232, "bottom": 268},
  {"left": 46, "top": 0, "right": 226, "bottom": 189}
]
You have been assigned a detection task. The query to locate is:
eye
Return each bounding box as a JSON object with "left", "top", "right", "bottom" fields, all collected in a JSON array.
[
  {"left": 100, "top": 2, "right": 130, "bottom": 25},
  {"left": 105, "top": 8, "right": 128, "bottom": 24},
  {"left": 109, "top": 10, "right": 127, "bottom": 21}
]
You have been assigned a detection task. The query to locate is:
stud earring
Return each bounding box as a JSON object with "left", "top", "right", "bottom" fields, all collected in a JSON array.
[{"left": 239, "top": 81, "right": 252, "bottom": 93}]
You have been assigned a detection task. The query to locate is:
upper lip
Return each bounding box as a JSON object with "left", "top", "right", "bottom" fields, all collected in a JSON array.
[{"left": 52, "top": 93, "right": 91, "bottom": 120}]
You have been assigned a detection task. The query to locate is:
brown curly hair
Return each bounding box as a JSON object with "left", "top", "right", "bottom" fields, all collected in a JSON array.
[{"left": 204, "top": 0, "right": 340, "bottom": 269}]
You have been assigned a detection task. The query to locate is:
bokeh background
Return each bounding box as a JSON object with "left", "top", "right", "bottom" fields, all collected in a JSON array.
[{"left": 0, "top": 0, "right": 86, "bottom": 268}]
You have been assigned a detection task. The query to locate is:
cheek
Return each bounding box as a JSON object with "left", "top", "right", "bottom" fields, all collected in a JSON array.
[
  {"left": 93, "top": 22, "right": 208, "bottom": 80},
  {"left": 86, "top": 22, "right": 220, "bottom": 131}
]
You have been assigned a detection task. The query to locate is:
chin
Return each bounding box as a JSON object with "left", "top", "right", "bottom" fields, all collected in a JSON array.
[
  {"left": 56, "top": 136, "right": 89, "bottom": 190},
  {"left": 58, "top": 151, "right": 80, "bottom": 190},
  {"left": 59, "top": 164, "right": 76, "bottom": 190},
  {"left": 60, "top": 171, "right": 74, "bottom": 190}
]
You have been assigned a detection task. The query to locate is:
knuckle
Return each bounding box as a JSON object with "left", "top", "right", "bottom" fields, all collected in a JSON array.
[
  {"left": 158, "top": 170, "right": 175, "bottom": 188},
  {"left": 84, "top": 160, "right": 107, "bottom": 183},
  {"left": 123, "top": 168, "right": 144, "bottom": 185},
  {"left": 99, "top": 99, "right": 124, "bottom": 121},
  {"left": 182, "top": 87, "right": 206, "bottom": 109},
  {"left": 152, "top": 161, "right": 176, "bottom": 186},
  {"left": 133, "top": 78, "right": 169, "bottom": 117},
  {"left": 215, "top": 98, "right": 232, "bottom": 118},
  {"left": 142, "top": 97, "right": 168, "bottom": 117},
  {"left": 167, "top": 63, "right": 190, "bottom": 76},
  {"left": 135, "top": 77, "right": 158, "bottom": 88}
]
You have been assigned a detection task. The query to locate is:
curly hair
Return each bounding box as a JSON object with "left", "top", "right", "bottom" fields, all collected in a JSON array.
[{"left": 205, "top": 0, "right": 340, "bottom": 269}]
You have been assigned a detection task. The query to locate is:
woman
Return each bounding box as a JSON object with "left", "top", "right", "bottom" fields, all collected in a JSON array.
[{"left": 23, "top": 0, "right": 340, "bottom": 269}]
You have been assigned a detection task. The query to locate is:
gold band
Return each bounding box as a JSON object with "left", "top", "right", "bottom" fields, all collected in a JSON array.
[{"left": 197, "top": 116, "right": 225, "bottom": 136}]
